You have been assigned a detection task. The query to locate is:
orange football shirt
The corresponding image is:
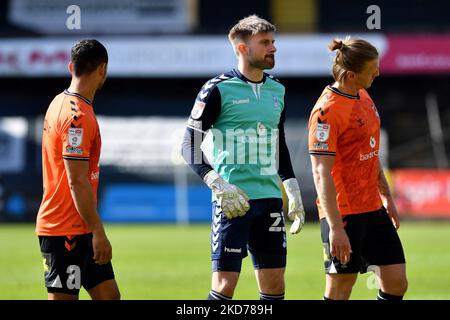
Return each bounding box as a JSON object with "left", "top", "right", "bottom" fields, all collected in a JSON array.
[
  {"left": 36, "top": 90, "right": 101, "bottom": 236},
  {"left": 308, "top": 85, "right": 383, "bottom": 218}
]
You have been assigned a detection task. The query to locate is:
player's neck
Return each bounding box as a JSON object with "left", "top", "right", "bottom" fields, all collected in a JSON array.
[
  {"left": 237, "top": 62, "right": 264, "bottom": 83},
  {"left": 68, "top": 78, "right": 96, "bottom": 104},
  {"left": 333, "top": 81, "right": 359, "bottom": 96}
]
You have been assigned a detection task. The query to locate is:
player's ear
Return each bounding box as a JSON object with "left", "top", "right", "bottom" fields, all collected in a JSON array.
[
  {"left": 236, "top": 42, "right": 248, "bottom": 56},
  {"left": 98, "top": 63, "right": 107, "bottom": 77},
  {"left": 346, "top": 70, "right": 356, "bottom": 81},
  {"left": 68, "top": 62, "right": 73, "bottom": 75}
]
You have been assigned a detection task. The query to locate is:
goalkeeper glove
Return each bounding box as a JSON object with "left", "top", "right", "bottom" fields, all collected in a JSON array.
[
  {"left": 203, "top": 170, "right": 250, "bottom": 219},
  {"left": 283, "top": 178, "right": 305, "bottom": 234}
]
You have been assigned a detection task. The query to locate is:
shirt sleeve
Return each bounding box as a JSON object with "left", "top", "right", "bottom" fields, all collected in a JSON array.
[
  {"left": 61, "top": 104, "right": 93, "bottom": 161},
  {"left": 181, "top": 83, "right": 222, "bottom": 179},
  {"left": 277, "top": 100, "right": 295, "bottom": 181},
  {"left": 308, "top": 103, "right": 342, "bottom": 156}
]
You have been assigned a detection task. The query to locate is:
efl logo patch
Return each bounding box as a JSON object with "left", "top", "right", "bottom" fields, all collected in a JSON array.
[
  {"left": 191, "top": 101, "right": 205, "bottom": 120},
  {"left": 68, "top": 128, "right": 83, "bottom": 147},
  {"left": 316, "top": 124, "right": 330, "bottom": 142}
]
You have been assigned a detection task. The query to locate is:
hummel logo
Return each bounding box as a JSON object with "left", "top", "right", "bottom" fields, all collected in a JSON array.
[
  {"left": 232, "top": 98, "right": 250, "bottom": 105},
  {"left": 224, "top": 247, "right": 242, "bottom": 253}
]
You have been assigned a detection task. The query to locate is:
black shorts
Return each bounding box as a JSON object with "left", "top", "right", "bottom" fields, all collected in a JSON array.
[
  {"left": 321, "top": 207, "right": 406, "bottom": 274},
  {"left": 39, "top": 233, "right": 115, "bottom": 295},
  {"left": 211, "top": 198, "right": 287, "bottom": 272}
]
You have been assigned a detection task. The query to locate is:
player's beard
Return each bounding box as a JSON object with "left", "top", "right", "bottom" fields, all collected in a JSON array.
[{"left": 248, "top": 52, "right": 275, "bottom": 70}]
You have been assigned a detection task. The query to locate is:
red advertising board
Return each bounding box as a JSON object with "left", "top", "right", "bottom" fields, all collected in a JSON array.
[
  {"left": 381, "top": 35, "right": 450, "bottom": 75},
  {"left": 393, "top": 170, "right": 450, "bottom": 217}
]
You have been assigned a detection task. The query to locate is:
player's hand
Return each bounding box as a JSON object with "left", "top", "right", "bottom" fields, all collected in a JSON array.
[
  {"left": 329, "top": 227, "right": 352, "bottom": 265},
  {"left": 383, "top": 195, "right": 400, "bottom": 230},
  {"left": 283, "top": 178, "right": 306, "bottom": 234},
  {"left": 92, "top": 230, "right": 112, "bottom": 265},
  {"left": 203, "top": 170, "right": 250, "bottom": 219}
]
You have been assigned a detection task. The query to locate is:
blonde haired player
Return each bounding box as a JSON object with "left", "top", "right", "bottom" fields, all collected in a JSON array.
[{"left": 309, "top": 37, "right": 408, "bottom": 300}]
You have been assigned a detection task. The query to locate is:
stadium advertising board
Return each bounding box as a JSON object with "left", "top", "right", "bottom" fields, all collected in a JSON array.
[
  {"left": 8, "top": 0, "right": 195, "bottom": 34},
  {"left": 393, "top": 170, "right": 450, "bottom": 217},
  {"left": 381, "top": 35, "right": 450, "bottom": 74}
]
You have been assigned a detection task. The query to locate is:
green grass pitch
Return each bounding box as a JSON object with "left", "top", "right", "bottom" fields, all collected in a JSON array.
[{"left": 0, "top": 221, "right": 449, "bottom": 300}]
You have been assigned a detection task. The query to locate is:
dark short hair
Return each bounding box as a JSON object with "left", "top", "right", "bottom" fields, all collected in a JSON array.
[{"left": 71, "top": 39, "right": 108, "bottom": 77}]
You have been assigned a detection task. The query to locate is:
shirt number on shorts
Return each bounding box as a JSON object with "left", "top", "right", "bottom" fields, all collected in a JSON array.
[
  {"left": 269, "top": 212, "right": 285, "bottom": 232},
  {"left": 66, "top": 265, "right": 81, "bottom": 290}
]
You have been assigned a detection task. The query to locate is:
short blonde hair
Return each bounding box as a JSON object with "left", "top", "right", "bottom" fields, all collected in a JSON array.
[
  {"left": 228, "top": 15, "right": 276, "bottom": 47},
  {"left": 329, "top": 37, "right": 379, "bottom": 82}
]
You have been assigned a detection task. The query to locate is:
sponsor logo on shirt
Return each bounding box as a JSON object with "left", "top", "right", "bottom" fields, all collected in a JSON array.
[
  {"left": 257, "top": 122, "right": 267, "bottom": 136},
  {"left": 360, "top": 150, "right": 378, "bottom": 161},
  {"left": 370, "top": 136, "right": 376, "bottom": 148}
]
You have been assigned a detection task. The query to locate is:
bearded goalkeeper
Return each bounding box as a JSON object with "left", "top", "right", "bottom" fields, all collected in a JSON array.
[{"left": 181, "top": 15, "right": 305, "bottom": 301}]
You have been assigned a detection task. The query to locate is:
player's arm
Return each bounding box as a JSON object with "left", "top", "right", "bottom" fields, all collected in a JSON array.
[
  {"left": 277, "top": 102, "right": 305, "bottom": 234},
  {"left": 181, "top": 83, "right": 249, "bottom": 219},
  {"left": 61, "top": 107, "right": 111, "bottom": 265},
  {"left": 309, "top": 105, "right": 351, "bottom": 263},
  {"left": 64, "top": 159, "right": 111, "bottom": 265},
  {"left": 378, "top": 158, "right": 400, "bottom": 230},
  {"left": 311, "top": 154, "right": 351, "bottom": 264}
]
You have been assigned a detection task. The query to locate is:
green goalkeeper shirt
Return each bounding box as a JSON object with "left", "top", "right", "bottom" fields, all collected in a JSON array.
[{"left": 182, "top": 68, "right": 296, "bottom": 200}]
